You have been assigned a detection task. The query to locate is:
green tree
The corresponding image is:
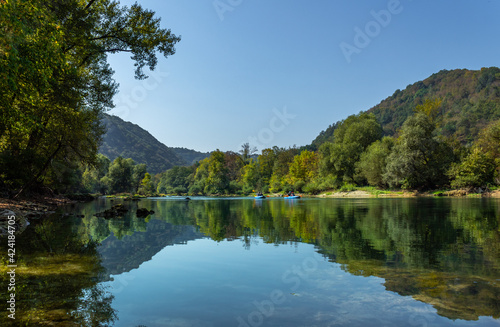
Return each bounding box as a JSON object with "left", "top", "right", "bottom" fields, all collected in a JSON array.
[
  {"left": 81, "top": 154, "right": 111, "bottom": 193},
  {"left": 132, "top": 164, "right": 147, "bottom": 193},
  {"left": 319, "top": 112, "right": 382, "bottom": 186},
  {"left": 269, "top": 147, "right": 299, "bottom": 192},
  {"left": 0, "top": 0, "right": 180, "bottom": 197},
  {"left": 415, "top": 98, "right": 442, "bottom": 124},
  {"left": 192, "top": 150, "right": 229, "bottom": 195},
  {"left": 286, "top": 150, "right": 319, "bottom": 191},
  {"left": 448, "top": 147, "right": 496, "bottom": 189},
  {"left": 317, "top": 142, "right": 338, "bottom": 188},
  {"left": 46, "top": 161, "right": 85, "bottom": 194},
  {"left": 239, "top": 143, "right": 258, "bottom": 163},
  {"left": 356, "top": 137, "right": 394, "bottom": 187},
  {"left": 138, "top": 172, "right": 155, "bottom": 195},
  {"left": 384, "top": 113, "right": 452, "bottom": 189},
  {"left": 106, "top": 157, "right": 135, "bottom": 193},
  {"left": 205, "top": 150, "right": 229, "bottom": 194},
  {"left": 241, "top": 159, "right": 261, "bottom": 193},
  {"left": 157, "top": 165, "right": 194, "bottom": 194},
  {"left": 474, "top": 119, "right": 500, "bottom": 183},
  {"left": 258, "top": 148, "right": 276, "bottom": 187},
  {"left": 224, "top": 151, "right": 244, "bottom": 182},
  {"left": 190, "top": 160, "right": 208, "bottom": 195}
]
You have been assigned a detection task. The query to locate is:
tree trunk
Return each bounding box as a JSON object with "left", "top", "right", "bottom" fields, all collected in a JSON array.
[{"left": 13, "top": 142, "right": 63, "bottom": 199}]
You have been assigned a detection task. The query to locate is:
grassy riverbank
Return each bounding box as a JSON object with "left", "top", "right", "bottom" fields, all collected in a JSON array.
[{"left": 314, "top": 186, "right": 500, "bottom": 198}]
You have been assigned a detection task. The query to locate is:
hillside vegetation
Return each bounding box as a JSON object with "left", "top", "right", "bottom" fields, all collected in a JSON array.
[
  {"left": 170, "top": 147, "right": 210, "bottom": 166},
  {"left": 100, "top": 115, "right": 209, "bottom": 174},
  {"left": 311, "top": 67, "right": 500, "bottom": 149},
  {"left": 154, "top": 67, "right": 500, "bottom": 196}
]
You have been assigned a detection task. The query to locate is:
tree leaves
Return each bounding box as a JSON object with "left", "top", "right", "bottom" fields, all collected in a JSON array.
[{"left": 0, "top": 0, "right": 179, "bottom": 196}]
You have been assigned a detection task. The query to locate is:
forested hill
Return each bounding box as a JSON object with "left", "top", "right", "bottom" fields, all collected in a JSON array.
[
  {"left": 100, "top": 115, "right": 208, "bottom": 174},
  {"left": 170, "top": 147, "right": 210, "bottom": 165},
  {"left": 311, "top": 67, "right": 500, "bottom": 149}
]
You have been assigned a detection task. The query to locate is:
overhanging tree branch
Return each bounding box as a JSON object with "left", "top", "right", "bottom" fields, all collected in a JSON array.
[
  {"left": 13, "top": 142, "right": 64, "bottom": 199},
  {"left": 84, "top": 0, "right": 97, "bottom": 11}
]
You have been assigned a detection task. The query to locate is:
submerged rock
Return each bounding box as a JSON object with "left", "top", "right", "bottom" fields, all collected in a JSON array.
[
  {"left": 95, "top": 204, "right": 128, "bottom": 218},
  {"left": 124, "top": 196, "right": 141, "bottom": 201},
  {"left": 136, "top": 208, "right": 155, "bottom": 218}
]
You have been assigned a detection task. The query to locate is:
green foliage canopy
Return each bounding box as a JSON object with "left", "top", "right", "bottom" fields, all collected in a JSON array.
[
  {"left": 318, "top": 112, "right": 382, "bottom": 186},
  {"left": 0, "top": 0, "right": 180, "bottom": 196},
  {"left": 356, "top": 136, "right": 394, "bottom": 187},
  {"left": 383, "top": 113, "right": 453, "bottom": 189}
]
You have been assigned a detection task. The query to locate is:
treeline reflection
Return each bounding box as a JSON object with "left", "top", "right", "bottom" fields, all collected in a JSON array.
[
  {"left": 77, "top": 197, "right": 498, "bottom": 321},
  {"left": 11, "top": 197, "right": 496, "bottom": 324}
]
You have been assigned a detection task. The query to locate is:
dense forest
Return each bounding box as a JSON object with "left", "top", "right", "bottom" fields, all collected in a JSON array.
[
  {"left": 70, "top": 105, "right": 500, "bottom": 196},
  {"left": 1, "top": 0, "right": 499, "bottom": 198},
  {"left": 311, "top": 67, "right": 500, "bottom": 149},
  {"left": 129, "top": 69, "right": 500, "bottom": 196},
  {"left": 152, "top": 108, "right": 499, "bottom": 195}
]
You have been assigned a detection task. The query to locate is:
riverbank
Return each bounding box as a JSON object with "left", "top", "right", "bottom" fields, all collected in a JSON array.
[
  {"left": 144, "top": 187, "right": 500, "bottom": 199},
  {"left": 0, "top": 195, "right": 75, "bottom": 216},
  {"left": 0, "top": 195, "right": 77, "bottom": 235},
  {"left": 314, "top": 187, "right": 500, "bottom": 198}
]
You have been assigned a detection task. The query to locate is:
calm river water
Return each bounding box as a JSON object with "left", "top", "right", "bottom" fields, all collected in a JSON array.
[{"left": 1, "top": 197, "right": 499, "bottom": 326}]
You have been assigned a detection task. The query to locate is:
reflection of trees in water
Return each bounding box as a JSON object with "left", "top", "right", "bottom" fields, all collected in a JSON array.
[
  {"left": 194, "top": 198, "right": 500, "bottom": 321},
  {"left": 0, "top": 214, "right": 117, "bottom": 326},
  {"left": 313, "top": 198, "right": 500, "bottom": 321},
  {"left": 71, "top": 198, "right": 500, "bottom": 273},
  {"left": 74, "top": 284, "right": 117, "bottom": 327},
  {"left": 66, "top": 197, "right": 500, "bottom": 322}
]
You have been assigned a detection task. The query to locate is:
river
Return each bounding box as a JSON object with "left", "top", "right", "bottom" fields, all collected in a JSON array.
[{"left": 1, "top": 197, "right": 499, "bottom": 326}]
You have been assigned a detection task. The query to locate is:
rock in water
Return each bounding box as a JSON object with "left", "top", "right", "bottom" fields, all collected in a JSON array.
[
  {"left": 136, "top": 208, "right": 155, "bottom": 218},
  {"left": 95, "top": 204, "right": 129, "bottom": 218}
]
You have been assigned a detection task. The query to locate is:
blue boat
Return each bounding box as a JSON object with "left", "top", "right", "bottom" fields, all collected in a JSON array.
[
  {"left": 254, "top": 195, "right": 266, "bottom": 199},
  {"left": 284, "top": 195, "right": 301, "bottom": 199}
]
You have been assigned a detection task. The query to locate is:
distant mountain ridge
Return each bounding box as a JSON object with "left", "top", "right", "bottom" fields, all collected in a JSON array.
[
  {"left": 170, "top": 146, "right": 211, "bottom": 166},
  {"left": 311, "top": 67, "right": 500, "bottom": 149},
  {"left": 100, "top": 114, "right": 209, "bottom": 174}
]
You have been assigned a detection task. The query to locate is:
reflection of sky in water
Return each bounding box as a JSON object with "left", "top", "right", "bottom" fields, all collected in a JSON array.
[{"left": 103, "top": 238, "right": 499, "bottom": 327}]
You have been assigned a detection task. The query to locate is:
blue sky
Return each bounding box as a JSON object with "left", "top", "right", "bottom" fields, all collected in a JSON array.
[{"left": 107, "top": 0, "right": 500, "bottom": 153}]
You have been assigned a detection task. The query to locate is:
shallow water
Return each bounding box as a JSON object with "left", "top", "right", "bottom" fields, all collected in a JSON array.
[{"left": 1, "top": 197, "right": 499, "bottom": 326}]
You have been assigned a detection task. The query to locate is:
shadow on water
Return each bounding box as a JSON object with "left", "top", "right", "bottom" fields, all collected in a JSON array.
[{"left": 1, "top": 197, "right": 499, "bottom": 325}]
